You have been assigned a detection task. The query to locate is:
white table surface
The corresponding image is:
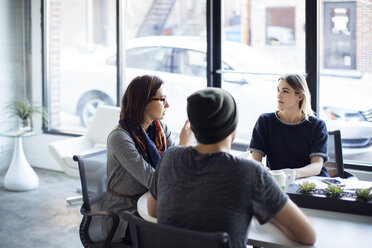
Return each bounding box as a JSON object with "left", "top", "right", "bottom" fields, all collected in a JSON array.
[
  {"left": 137, "top": 178, "right": 372, "bottom": 248},
  {"left": 248, "top": 177, "right": 372, "bottom": 248},
  {"left": 248, "top": 207, "right": 372, "bottom": 248},
  {"left": 137, "top": 192, "right": 157, "bottom": 223}
]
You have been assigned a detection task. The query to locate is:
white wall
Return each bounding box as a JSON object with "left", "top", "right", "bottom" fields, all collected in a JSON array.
[
  {"left": 0, "top": 0, "right": 29, "bottom": 170},
  {"left": 22, "top": 0, "right": 64, "bottom": 172}
]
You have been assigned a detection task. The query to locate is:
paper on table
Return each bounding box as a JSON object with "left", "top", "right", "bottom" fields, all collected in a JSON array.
[
  {"left": 296, "top": 176, "right": 372, "bottom": 190},
  {"left": 234, "top": 151, "right": 251, "bottom": 159}
]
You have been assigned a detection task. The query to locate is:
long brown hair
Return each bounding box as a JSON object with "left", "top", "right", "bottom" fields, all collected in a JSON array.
[
  {"left": 120, "top": 75, "right": 164, "bottom": 124},
  {"left": 278, "top": 73, "right": 315, "bottom": 120}
]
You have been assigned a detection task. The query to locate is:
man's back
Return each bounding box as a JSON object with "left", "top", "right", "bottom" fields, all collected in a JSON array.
[{"left": 150, "top": 146, "right": 288, "bottom": 248}]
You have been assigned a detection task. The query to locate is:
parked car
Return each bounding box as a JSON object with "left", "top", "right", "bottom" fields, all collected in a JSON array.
[{"left": 60, "top": 36, "right": 372, "bottom": 157}]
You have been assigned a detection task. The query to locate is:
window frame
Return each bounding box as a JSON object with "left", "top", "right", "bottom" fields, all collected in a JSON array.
[{"left": 41, "top": 0, "right": 371, "bottom": 171}]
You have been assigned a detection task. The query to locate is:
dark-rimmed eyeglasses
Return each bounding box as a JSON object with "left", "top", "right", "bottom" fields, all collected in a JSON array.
[{"left": 151, "top": 97, "right": 168, "bottom": 106}]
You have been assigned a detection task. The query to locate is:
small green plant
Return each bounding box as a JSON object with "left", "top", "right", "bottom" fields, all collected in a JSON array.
[
  {"left": 298, "top": 181, "right": 316, "bottom": 194},
  {"left": 6, "top": 100, "right": 48, "bottom": 129},
  {"left": 325, "top": 185, "right": 344, "bottom": 198},
  {"left": 355, "top": 188, "right": 372, "bottom": 201}
]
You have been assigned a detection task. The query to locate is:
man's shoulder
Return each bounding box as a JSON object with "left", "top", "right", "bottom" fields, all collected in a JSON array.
[
  {"left": 166, "top": 145, "right": 190, "bottom": 153},
  {"left": 230, "top": 156, "right": 263, "bottom": 172},
  {"left": 162, "top": 146, "right": 191, "bottom": 159}
]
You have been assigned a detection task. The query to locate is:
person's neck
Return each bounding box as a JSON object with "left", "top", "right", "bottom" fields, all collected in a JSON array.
[
  {"left": 277, "top": 110, "right": 304, "bottom": 124},
  {"left": 141, "top": 118, "right": 153, "bottom": 131},
  {"left": 193, "top": 137, "right": 232, "bottom": 154}
]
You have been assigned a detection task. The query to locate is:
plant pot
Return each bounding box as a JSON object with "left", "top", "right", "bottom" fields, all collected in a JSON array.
[
  {"left": 287, "top": 184, "right": 372, "bottom": 216},
  {"left": 19, "top": 118, "right": 32, "bottom": 132}
]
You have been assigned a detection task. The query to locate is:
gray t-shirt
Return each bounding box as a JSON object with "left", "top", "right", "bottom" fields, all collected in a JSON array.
[{"left": 149, "top": 146, "right": 288, "bottom": 248}]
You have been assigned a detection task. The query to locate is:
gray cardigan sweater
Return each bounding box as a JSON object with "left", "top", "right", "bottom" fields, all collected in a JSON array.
[{"left": 102, "top": 121, "right": 174, "bottom": 241}]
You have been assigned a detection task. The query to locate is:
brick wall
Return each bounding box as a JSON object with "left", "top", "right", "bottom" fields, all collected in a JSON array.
[
  {"left": 48, "top": 0, "right": 62, "bottom": 128},
  {"left": 356, "top": 0, "right": 372, "bottom": 73},
  {"left": 249, "top": 0, "right": 306, "bottom": 74}
]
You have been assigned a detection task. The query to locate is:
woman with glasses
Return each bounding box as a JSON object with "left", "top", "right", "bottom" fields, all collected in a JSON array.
[
  {"left": 249, "top": 73, "right": 329, "bottom": 179},
  {"left": 102, "top": 75, "right": 194, "bottom": 244}
]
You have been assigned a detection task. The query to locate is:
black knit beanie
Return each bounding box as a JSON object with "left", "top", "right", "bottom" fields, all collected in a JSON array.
[{"left": 187, "top": 88, "right": 238, "bottom": 144}]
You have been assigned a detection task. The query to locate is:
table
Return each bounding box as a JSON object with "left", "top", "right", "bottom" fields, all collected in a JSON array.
[
  {"left": 248, "top": 208, "right": 372, "bottom": 248},
  {"left": 1, "top": 130, "right": 39, "bottom": 191},
  {"left": 137, "top": 177, "right": 372, "bottom": 247},
  {"left": 137, "top": 192, "right": 157, "bottom": 223}
]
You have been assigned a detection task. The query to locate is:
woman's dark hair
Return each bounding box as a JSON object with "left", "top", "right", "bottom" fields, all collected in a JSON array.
[{"left": 120, "top": 75, "right": 164, "bottom": 124}]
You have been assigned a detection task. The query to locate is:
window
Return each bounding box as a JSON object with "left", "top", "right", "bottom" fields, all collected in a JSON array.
[
  {"left": 43, "top": 0, "right": 207, "bottom": 135},
  {"left": 44, "top": 0, "right": 117, "bottom": 133},
  {"left": 266, "top": 7, "right": 296, "bottom": 45},
  {"left": 121, "top": 0, "right": 207, "bottom": 134},
  {"left": 320, "top": 1, "right": 372, "bottom": 165},
  {"left": 221, "top": 0, "right": 305, "bottom": 144},
  {"left": 42, "top": 0, "right": 372, "bottom": 167},
  {"left": 126, "top": 47, "right": 173, "bottom": 72}
]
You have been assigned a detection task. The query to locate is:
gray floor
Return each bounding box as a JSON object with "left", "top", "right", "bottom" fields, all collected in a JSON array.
[{"left": 0, "top": 168, "right": 83, "bottom": 248}]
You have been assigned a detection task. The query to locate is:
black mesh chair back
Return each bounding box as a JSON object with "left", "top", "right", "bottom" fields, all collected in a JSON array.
[
  {"left": 326, "top": 130, "right": 355, "bottom": 178},
  {"left": 74, "top": 150, "right": 128, "bottom": 248},
  {"left": 123, "top": 211, "right": 231, "bottom": 248}
]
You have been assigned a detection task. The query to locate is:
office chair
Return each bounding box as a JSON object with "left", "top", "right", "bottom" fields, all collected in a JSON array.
[
  {"left": 122, "top": 211, "right": 231, "bottom": 248},
  {"left": 326, "top": 130, "right": 355, "bottom": 179},
  {"left": 75, "top": 150, "right": 129, "bottom": 248},
  {"left": 66, "top": 148, "right": 108, "bottom": 205}
]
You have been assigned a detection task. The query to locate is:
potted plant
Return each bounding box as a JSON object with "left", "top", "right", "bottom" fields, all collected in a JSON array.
[
  {"left": 355, "top": 188, "right": 372, "bottom": 201},
  {"left": 298, "top": 181, "right": 316, "bottom": 194},
  {"left": 7, "top": 100, "right": 47, "bottom": 131},
  {"left": 287, "top": 182, "right": 372, "bottom": 216},
  {"left": 324, "top": 184, "right": 344, "bottom": 198}
]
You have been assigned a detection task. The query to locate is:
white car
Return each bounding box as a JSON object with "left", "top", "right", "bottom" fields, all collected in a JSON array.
[{"left": 60, "top": 36, "right": 372, "bottom": 157}]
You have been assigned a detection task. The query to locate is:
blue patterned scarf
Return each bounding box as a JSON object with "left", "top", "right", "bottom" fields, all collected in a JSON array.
[{"left": 119, "top": 119, "right": 166, "bottom": 168}]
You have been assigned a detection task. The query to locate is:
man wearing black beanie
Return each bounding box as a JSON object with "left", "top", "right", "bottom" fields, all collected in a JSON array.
[
  {"left": 186, "top": 88, "right": 238, "bottom": 144},
  {"left": 147, "top": 88, "right": 316, "bottom": 248}
]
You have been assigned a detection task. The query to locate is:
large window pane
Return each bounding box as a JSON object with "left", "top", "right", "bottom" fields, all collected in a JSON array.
[
  {"left": 320, "top": 0, "right": 372, "bottom": 165},
  {"left": 45, "top": 0, "right": 117, "bottom": 133},
  {"left": 45, "top": 0, "right": 207, "bottom": 135},
  {"left": 221, "top": 0, "right": 306, "bottom": 144},
  {"left": 122, "top": 0, "right": 207, "bottom": 134}
]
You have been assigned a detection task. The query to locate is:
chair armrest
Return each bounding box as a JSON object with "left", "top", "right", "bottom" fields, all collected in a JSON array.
[{"left": 80, "top": 205, "right": 120, "bottom": 248}]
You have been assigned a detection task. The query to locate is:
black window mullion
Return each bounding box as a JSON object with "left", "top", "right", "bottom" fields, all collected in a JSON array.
[
  {"left": 207, "top": 0, "right": 222, "bottom": 88},
  {"left": 116, "top": 0, "right": 121, "bottom": 107},
  {"left": 305, "top": 0, "right": 320, "bottom": 115}
]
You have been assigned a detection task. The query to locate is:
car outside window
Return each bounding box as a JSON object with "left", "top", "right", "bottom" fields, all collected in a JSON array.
[{"left": 126, "top": 47, "right": 173, "bottom": 73}]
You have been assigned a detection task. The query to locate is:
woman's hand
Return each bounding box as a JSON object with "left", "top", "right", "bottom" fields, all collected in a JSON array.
[{"left": 178, "top": 119, "right": 195, "bottom": 146}]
